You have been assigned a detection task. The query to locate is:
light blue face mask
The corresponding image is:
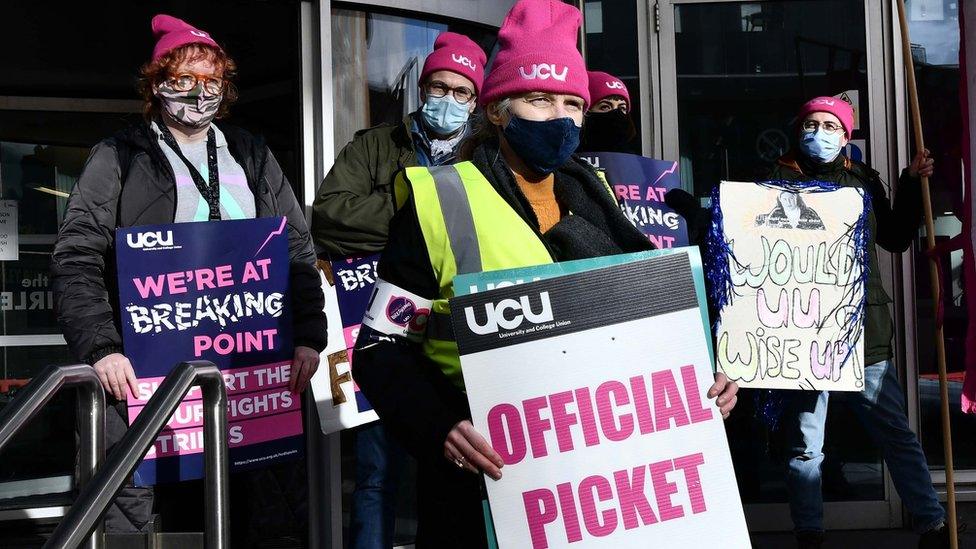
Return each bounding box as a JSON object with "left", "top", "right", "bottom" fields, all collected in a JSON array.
[
  {"left": 420, "top": 95, "right": 470, "bottom": 135},
  {"left": 799, "top": 129, "right": 843, "bottom": 163}
]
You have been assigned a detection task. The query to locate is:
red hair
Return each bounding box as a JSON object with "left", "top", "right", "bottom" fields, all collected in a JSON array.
[{"left": 137, "top": 44, "right": 238, "bottom": 120}]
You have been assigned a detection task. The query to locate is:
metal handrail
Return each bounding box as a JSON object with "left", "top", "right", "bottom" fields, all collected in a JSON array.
[
  {"left": 46, "top": 361, "right": 230, "bottom": 549},
  {"left": 0, "top": 364, "right": 105, "bottom": 549}
]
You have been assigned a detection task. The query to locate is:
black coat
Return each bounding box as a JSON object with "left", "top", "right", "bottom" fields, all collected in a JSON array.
[
  {"left": 52, "top": 122, "right": 327, "bottom": 365},
  {"left": 351, "top": 139, "right": 652, "bottom": 547},
  {"left": 353, "top": 139, "right": 652, "bottom": 462}
]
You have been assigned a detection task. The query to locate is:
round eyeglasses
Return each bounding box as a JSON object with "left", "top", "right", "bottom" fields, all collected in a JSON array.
[
  {"left": 425, "top": 81, "right": 475, "bottom": 105},
  {"left": 801, "top": 120, "right": 844, "bottom": 135},
  {"left": 166, "top": 73, "right": 226, "bottom": 95}
]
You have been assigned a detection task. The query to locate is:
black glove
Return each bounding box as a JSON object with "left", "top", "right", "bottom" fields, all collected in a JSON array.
[{"left": 665, "top": 189, "right": 712, "bottom": 247}]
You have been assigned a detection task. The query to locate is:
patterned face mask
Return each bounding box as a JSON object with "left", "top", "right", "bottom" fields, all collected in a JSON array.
[{"left": 156, "top": 81, "right": 223, "bottom": 129}]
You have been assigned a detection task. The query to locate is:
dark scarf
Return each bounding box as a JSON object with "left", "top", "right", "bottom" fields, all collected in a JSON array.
[
  {"left": 779, "top": 149, "right": 850, "bottom": 180},
  {"left": 469, "top": 138, "right": 652, "bottom": 261}
]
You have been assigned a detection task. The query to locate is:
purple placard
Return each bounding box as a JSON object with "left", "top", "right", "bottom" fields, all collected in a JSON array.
[
  {"left": 328, "top": 254, "right": 380, "bottom": 413},
  {"left": 116, "top": 217, "right": 302, "bottom": 485},
  {"left": 580, "top": 152, "right": 689, "bottom": 249}
]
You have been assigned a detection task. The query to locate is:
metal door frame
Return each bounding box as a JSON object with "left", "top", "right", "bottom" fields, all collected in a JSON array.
[{"left": 644, "top": 0, "right": 903, "bottom": 532}]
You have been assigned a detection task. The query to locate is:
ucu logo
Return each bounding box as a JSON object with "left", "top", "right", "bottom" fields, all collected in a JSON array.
[
  {"left": 452, "top": 54, "right": 476, "bottom": 71},
  {"left": 464, "top": 292, "right": 554, "bottom": 335},
  {"left": 127, "top": 230, "right": 174, "bottom": 249},
  {"left": 518, "top": 64, "right": 568, "bottom": 82},
  {"left": 812, "top": 98, "right": 836, "bottom": 107},
  {"left": 606, "top": 80, "right": 625, "bottom": 90},
  {"left": 190, "top": 30, "right": 210, "bottom": 39}
]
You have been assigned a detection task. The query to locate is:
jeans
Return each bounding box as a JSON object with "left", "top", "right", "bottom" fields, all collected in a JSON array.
[
  {"left": 350, "top": 422, "right": 405, "bottom": 549},
  {"left": 786, "top": 360, "right": 945, "bottom": 534}
]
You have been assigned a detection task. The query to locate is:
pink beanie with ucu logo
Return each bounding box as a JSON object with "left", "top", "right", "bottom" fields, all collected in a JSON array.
[
  {"left": 480, "top": 0, "right": 590, "bottom": 108},
  {"left": 151, "top": 14, "right": 221, "bottom": 62},
  {"left": 420, "top": 32, "right": 488, "bottom": 94},
  {"left": 588, "top": 71, "right": 630, "bottom": 107},
  {"left": 798, "top": 96, "right": 855, "bottom": 139}
]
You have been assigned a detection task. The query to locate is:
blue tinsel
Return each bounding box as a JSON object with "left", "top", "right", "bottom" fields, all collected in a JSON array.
[{"left": 707, "top": 180, "right": 873, "bottom": 429}]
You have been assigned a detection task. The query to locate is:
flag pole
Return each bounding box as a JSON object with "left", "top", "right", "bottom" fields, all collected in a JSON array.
[{"left": 894, "top": 2, "right": 958, "bottom": 547}]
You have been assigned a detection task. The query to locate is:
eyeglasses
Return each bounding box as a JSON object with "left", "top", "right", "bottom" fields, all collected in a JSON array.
[
  {"left": 165, "top": 73, "right": 226, "bottom": 95},
  {"left": 801, "top": 120, "right": 844, "bottom": 135},
  {"left": 425, "top": 81, "right": 475, "bottom": 105}
]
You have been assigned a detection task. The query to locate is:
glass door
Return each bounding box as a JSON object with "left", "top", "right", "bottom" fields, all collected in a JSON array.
[{"left": 650, "top": 0, "right": 901, "bottom": 531}]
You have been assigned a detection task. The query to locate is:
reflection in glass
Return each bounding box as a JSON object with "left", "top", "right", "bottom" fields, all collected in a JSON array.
[
  {"left": 675, "top": 1, "right": 869, "bottom": 198},
  {"left": 906, "top": 2, "right": 976, "bottom": 470}
]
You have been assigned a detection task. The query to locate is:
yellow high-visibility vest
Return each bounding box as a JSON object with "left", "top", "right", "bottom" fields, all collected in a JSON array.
[{"left": 397, "top": 162, "right": 553, "bottom": 386}]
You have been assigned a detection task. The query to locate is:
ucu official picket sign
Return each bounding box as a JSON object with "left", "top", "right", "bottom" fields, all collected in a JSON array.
[
  {"left": 116, "top": 218, "right": 302, "bottom": 485},
  {"left": 449, "top": 251, "right": 749, "bottom": 548},
  {"left": 518, "top": 63, "right": 569, "bottom": 81}
]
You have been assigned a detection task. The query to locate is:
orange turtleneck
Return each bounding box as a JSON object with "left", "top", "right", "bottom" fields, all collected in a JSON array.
[{"left": 513, "top": 171, "right": 562, "bottom": 233}]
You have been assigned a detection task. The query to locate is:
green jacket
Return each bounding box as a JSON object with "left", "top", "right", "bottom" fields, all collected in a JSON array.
[
  {"left": 766, "top": 151, "right": 922, "bottom": 366},
  {"left": 311, "top": 117, "right": 417, "bottom": 256}
]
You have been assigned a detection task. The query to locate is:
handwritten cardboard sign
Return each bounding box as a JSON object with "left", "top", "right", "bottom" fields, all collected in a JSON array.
[{"left": 714, "top": 181, "right": 867, "bottom": 391}]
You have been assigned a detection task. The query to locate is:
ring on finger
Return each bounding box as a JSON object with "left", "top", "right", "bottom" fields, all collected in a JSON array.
[{"left": 453, "top": 455, "right": 466, "bottom": 469}]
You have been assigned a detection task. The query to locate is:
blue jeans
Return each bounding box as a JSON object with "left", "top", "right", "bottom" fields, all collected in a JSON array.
[
  {"left": 350, "top": 422, "right": 405, "bottom": 549},
  {"left": 786, "top": 360, "right": 945, "bottom": 534}
]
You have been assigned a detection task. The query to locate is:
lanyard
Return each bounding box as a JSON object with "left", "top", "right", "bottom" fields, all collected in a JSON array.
[{"left": 158, "top": 122, "right": 221, "bottom": 221}]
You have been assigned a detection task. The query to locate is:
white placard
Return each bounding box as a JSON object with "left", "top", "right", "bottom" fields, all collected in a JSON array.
[
  {"left": 451, "top": 254, "right": 749, "bottom": 548},
  {"left": 310, "top": 261, "right": 379, "bottom": 434},
  {"left": 0, "top": 200, "right": 19, "bottom": 261},
  {"left": 715, "top": 181, "right": 866, "bottom": 391}
]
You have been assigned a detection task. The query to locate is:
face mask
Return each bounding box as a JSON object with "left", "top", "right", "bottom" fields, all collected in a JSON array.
[
  {"left": 799, "top": 129, "right": 843, "bottom": 163},
  {"left": 502, "top": 115, "right": 581, "bottom": 175},
  {"left": 157, "top": 82, "right": 223, "bottom": 129},
  {"left": 421, "top": 95, "right": 470, "bottom": 135},
  {"left": 580, "top": 109, "right": 637, "bottom": 152}
]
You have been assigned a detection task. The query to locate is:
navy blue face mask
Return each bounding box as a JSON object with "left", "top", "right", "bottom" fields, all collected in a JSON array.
[{"left": 502, "top": 115, "right": 581, "bottom": 175}]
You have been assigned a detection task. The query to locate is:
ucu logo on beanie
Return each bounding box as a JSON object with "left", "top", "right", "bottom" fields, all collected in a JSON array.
[
  {"left": 452, "top": 53, "right": 477, "bottom": 71},
  {"left": 812, "top": 98, "right": 836, "bottom": 107},
  {"left": 518, "top": 63, "right": 568, "bottom": 82},
  {"left": 605, "top": 80, "right": 625, "bottom": 90},
  {"left": 189, "top": 30, "right": 211, "bottom": 39}
]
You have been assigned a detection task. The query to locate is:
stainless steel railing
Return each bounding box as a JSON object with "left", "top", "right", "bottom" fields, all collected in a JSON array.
[
  {"left": 0, "top": 364, "right": 105, "bottom": 549},
  {"left": 45, "top": 361, "right": 230, "bottom": 549}
]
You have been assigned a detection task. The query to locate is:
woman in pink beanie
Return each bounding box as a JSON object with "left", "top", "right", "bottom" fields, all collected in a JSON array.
[
  {"left": 579, "top": 70, "right": 638, "bottom": 152},
  {"left": 351, "top": 1, "right": 739, "bottom": 546},
  {"left": 51, "top": 14, "right": 326, "bottom": 536}
]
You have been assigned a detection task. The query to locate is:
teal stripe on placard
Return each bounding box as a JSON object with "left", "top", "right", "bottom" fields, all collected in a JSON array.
[{"left": 482, "top": 498, "right": 498, "bottom": 549}]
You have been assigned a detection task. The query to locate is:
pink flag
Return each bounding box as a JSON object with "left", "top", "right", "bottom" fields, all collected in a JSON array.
[{"left": 960, "top": 2, "right": 976, "bottom": 413}]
